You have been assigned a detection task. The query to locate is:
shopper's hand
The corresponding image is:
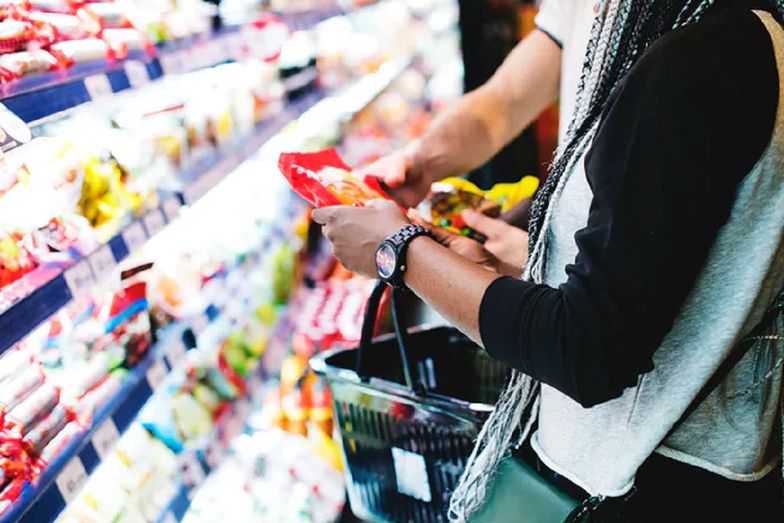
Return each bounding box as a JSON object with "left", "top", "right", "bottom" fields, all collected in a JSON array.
[
  {"left": 411, "top": 209, "right": 528, "bottom": 277},
  {"left": 462, "top": 210, "right": 528, "bottom": 275},
  {"left": 312, "top": 200, "right": 409, "bottom": 278},
  {"left": 358, "top": 141, "right": 432, "bottom": 208}
]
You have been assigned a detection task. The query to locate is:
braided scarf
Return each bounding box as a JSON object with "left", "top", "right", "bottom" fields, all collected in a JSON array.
[{"left": 446, "top": 1, "right": 784, "bottom": 520}]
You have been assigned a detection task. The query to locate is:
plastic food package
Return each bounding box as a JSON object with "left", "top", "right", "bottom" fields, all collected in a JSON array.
[
  {"left": 416, "top": 176, "right": 539, "bottom": 236},
  {"left": 278, "top": 148, "right": 390, "bottom": 208},
  {"left": 0, "top": 49, "right": 59, "bottom": 81}
]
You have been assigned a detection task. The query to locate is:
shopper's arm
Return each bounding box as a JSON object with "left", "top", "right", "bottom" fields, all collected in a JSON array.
[
  {"left": 362, "top": 30, "right": 562, "bottom": 207},
  {"left": 314, "top": 9, "right": 776, "bottom": 409}
]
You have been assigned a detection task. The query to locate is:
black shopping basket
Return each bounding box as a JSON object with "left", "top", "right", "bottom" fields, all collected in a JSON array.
[{"left": 310, "top": 281, "right": 508, "bottom": 523}]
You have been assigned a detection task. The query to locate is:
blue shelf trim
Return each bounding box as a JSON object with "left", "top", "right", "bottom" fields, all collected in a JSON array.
[
  {"left": 0, "top": 85, "right": 325, "bottom": 358},
  {"left": 1, "top": 4, "right": 345, "bottom": 124},
  {"left": 5, "top": 340, "right": 167, "bottom": 523}
]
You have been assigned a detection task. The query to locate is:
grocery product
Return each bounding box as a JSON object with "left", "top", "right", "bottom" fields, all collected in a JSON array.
[{"left": 278, "top": 147, "right": 390, "bottom": 207}]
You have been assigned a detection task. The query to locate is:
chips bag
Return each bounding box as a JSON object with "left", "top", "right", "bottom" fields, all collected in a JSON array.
[{"left": 278, "top": 148, "right": 390, "bottom": 208}]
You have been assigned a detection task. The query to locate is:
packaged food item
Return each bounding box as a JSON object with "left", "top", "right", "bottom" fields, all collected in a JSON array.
[
  {"left": 22, "top": 403, "right": 69, "bottom": 453},
  {"left": 0, "top": 365, "right": 44, "bottom": 421},
  {"left": 3, "top": 382, "right": 58, "bottom": 435},
  {"left": 0, "top": 20, "right": 37, "bottom": 54},
  {"left": 416, "top": 176, "right": 539, "bottom": 236},
  {"left": 50, "top": 37, "right": 109, "bottom": 64},
  {"left": 278, "top": 148, "right": 390, "bottom": 208},
  {"left": 0, "top": 49, "right": 59, "bottom": 81}
]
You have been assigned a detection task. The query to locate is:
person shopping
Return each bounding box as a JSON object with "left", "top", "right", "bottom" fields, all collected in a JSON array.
[{"left": 314, "top": 0, "right": 784, "bottom": 521}]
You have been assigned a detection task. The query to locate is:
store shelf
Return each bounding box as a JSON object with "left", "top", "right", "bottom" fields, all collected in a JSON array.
[
  {"left": 0, "top": 87, "right": 325, "bottom": 358},
  {"left": 5, "top": 328, "right": 189, "bottom": 523},
  {"left": 1, "top": 3, "right": 347, "bottom": 124}
]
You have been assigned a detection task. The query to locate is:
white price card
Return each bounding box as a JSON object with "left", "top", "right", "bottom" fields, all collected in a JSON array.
[
  {"left": 181, "top": 452, "right": 206, "bottom": 488},
  {"left": 84, "top": 74, "right": 113, "bottom": 100},
  {"left": 124, "top": 60, "right": 149, "bottom": 88},
  {"left": 122, "top": 221, "right": 147, "bottom": 253},
  {"left": 159, "top": 52, "right": 178, "bottom": 74},
  {"left": 191, "top": 314, "right": 209, "bottom": 335},
  {"left": 88, "top": 244, "right": 116, "bottom": 282},
  {"left": 146, "top": 359, "right": 168, "bottom": 390},
  {"left": 55, "top": 458, "right": 88, "bottom": 503},
  {"left": 64, "top": 260, "right": 94, "bottom": 296},
  {"left": 162, "top": 196, "right": 180, "bottom": 222},
  {"left": 167, "top": 339, "right": 187, "bottom": 367},
  {"left": 391, "top": 447, "right": 432, "bottom": 502},
  {"left": 143, "top": 209, "right": 166, "bottom": 237},
  {"left": 92, "top": 418, "right": 121, "bottom": 460}
]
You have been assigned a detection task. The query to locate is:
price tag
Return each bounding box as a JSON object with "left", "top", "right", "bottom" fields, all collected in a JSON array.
[
  {"left": 143, "top": 209, "right": 166, "bottom": 237},
  {"left": 92, "top": 418, "right": 121, "bottom": 460},
  {"left": 64, "top": 260, "right": 95, "bottom": 296},
  {"left": 146, "top": 359, "right": 168, "bottom": 390},
  {"left": 167, "top": 339, "right": 188, "bottom": 367},
  {"left": 124, "top": 60, "right": 149, "bottom": 88},
  {"left": 84, "top": 74, "right": 113, "bottom": 100},
  {"left": 55, "top": 458, "right": 88, "bottom": 503},
  {"left": 181, "top": 452, "right": 206, "bottom": 488},
  {"left": 162, "top": 196, "right": 180, "bottom": 222},
  {"left": 121, "top": 221, "right": 147, "bottom": 253},
  {"left": 191, "top": 314, "right": 209, "bottom": 335},
  {"left": 159, "top": 53, "right": 175, "bottom": 74},
  {"left": 88, "top": 245, "right": 116, "bottom": 282}
]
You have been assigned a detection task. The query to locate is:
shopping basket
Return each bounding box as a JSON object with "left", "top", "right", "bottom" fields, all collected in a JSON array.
[{"left": 310, "top": 281, "right": 508, "bottom": 523}]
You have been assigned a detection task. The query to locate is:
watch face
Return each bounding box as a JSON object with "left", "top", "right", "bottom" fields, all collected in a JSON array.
[{"left": 375, "top": 243, "right": 397, "bottom": 279}]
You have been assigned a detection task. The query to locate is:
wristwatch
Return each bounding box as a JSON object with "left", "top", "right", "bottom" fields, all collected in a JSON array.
[{"left": 375, "top": 224, "right": 435, "bottom": 288}]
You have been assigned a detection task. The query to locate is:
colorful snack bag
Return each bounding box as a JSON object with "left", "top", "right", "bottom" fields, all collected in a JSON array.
[{"left": 278, "top": 148, "right": 390, "bottom": 208}]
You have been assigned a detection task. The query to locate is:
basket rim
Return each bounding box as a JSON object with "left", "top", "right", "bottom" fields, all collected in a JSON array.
[{"left": 311, "top": 346, "right": 496, "bottom": 416}]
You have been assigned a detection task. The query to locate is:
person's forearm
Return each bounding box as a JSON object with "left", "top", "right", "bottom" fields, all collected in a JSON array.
[
  {"left": 410, "top": 30, "right": 562, "bottom": 183},
  {"left": 403, "top": 236, "right": 502, "bottom": 344}
]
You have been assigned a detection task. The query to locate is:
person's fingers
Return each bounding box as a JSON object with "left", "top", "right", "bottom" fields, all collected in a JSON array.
[
  {"left": 461, "top": 209, "right": 509, "bottom": 237},
  {"left": 311, "top": 206, "right": 341, "bottom": 225},
  {"left": 357, "top": 154, "right": 407, "bottom": 189},
  {"left": 365, "top": 199, "right": 396, "bottom": 210}
]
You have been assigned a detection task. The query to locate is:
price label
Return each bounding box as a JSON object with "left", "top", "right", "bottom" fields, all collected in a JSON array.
[
  {"left": 55, "top": 458, "right": 88, "bottom": 503},
  {"left": 167, "top": 339, "right": 188, "bottom": 367},
  {"left": 162, "top": 196, "right": 180, "bottom": 222},
  {"left": 124, "top": 60, "right": 149, "bottom": 88},
  {"left": 159, "top": 52, "right": 181, "bottom": 75},
  {"left": 122, "top": 221, "right": 147, "bottom": 253},
  {"left": 64, "top": 260, "right": 94, "bottom": 296},
  {"left": 146, "top": 359, "right": 168, "bottom": 390},
  {"left": 84, "top": 74, "right": 113, "bottom": 100},
  {"left": 181, "top": 452, "right": 206, "bottom": 488},
  {"left": 92, "top": 418, "right": 121, "bottom": 460},
  {"left": 143, "top": 209, "right": 166, "bottom": 237},
  {"left": 88, "top": 245, "right": 116, "bottom": 282},
  {"left": 191, "top": 314, "right": 209, "bottom": 335}
]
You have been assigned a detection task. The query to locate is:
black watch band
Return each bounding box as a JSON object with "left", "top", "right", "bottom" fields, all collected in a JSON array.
[{"left": 375, "top": 224, "right": 435, "bottom": 288}]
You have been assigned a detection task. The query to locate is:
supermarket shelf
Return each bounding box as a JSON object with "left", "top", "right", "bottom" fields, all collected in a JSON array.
[
  {"left": 7, "top": 328, "right": 190, "bottom": 523},
  {"left": 154, "top": 482, "right": 191, "bottom": 523},
  {"left": 0, "top": 87, "right": 325, "bottom": 358},
  {"left": 1, "top": 3, "right": 347, "bottom": 124}
]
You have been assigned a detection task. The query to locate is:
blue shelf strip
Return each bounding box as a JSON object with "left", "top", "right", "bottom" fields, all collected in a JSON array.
[
  {"left": 0, "top": 86, "right": 326, "bottom": 358},
  {"left": 1, "top": 4, "right": 348, "bottom": 123}
]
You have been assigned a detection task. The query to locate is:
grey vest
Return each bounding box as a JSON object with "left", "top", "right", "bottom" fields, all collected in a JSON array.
[{"left": 529, "top": 11, "right": 784, "bottom": 497}]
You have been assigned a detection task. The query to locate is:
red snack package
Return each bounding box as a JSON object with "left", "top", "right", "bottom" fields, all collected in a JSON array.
[{"left": 278, "top": 148, "right": 391, "bottom": 208}]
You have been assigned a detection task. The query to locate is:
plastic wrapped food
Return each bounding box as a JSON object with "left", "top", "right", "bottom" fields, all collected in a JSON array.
[
  {"left": 4, "top": 383, "right": 59, "bottom": 435},
  {"left": 50, "top": 37, "right": 109, "bottom": 63},
  {"left": 416, "top": 176, "right": 539, "bottom": 236},
  {"left": 22, "top": 403, "right": 69, "bottom": 453},
  {"left": 0, "top": 20, "right": 36, "bottom": 54},
  {"left": 0, "top": 365, "right": 44, "bottom": 420},
  {"left": 278, "top": 148, "right": 390, "bottom": 208},
  {"left": 0, "top": 49, "right": 59, "bottom": 81}
]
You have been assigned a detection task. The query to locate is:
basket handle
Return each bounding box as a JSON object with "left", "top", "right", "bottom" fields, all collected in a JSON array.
[{"left": 355, "top": 280, "right": 426, "bottom": 395}]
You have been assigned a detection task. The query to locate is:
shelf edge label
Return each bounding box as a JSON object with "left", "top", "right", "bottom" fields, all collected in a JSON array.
[{"left": 55, "top": 457, "right": 88, "bottom": 503}]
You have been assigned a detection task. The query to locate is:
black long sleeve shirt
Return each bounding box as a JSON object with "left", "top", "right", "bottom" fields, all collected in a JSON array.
[{"left": 479, "top": 6, "right": 779, "bottom": 408}]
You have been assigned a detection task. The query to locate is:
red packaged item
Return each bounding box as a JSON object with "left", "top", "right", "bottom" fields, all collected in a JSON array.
[
  {"left": 278, "top": 148, "right": 391, "bottom": 208},
  {"left": 22, "top": 403, "right": 68, "bottom": 453},
  {"left": 0, "top": 477, "right": 25, "bottom": 516},
  {"left": 0, "top": 20, "right": 36, "bottom": 54},
  {"left": 0, "top": 49, "right": 59, "bottom": 81}
]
